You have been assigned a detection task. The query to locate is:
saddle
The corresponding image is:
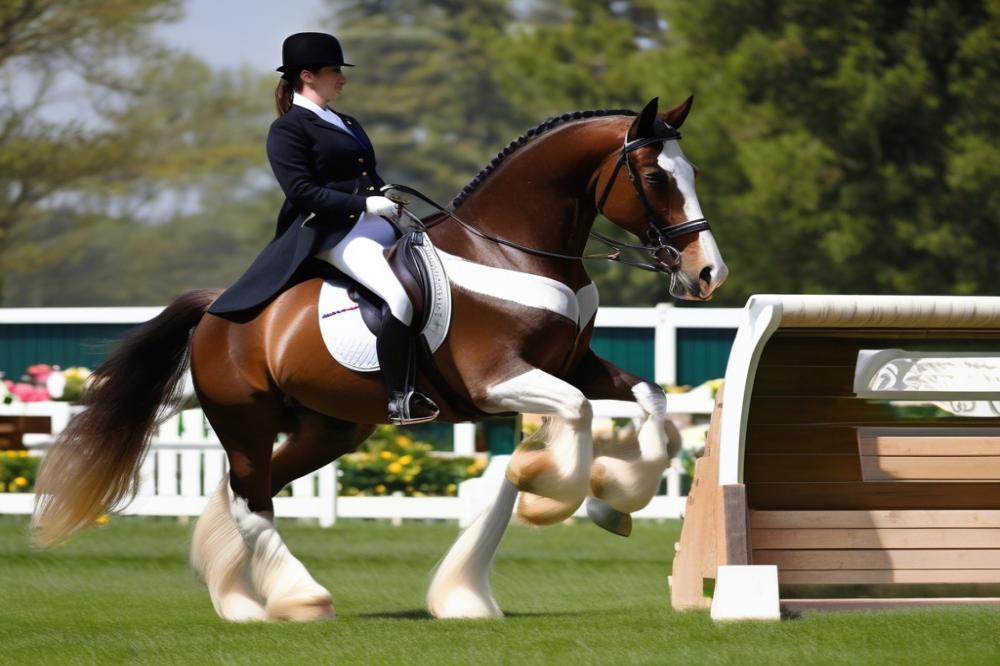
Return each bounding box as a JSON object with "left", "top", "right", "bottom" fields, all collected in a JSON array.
[
  {"left": 313, "top": 230, "right": 488, "bottom": 415},
  {"left": 355, "top": 230, "right": 438, "bottom": 337}
]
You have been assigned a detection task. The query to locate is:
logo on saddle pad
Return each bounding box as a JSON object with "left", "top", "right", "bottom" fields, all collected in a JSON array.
[{"left": 318, "top": 234, "right": 600, "bottom": 372}]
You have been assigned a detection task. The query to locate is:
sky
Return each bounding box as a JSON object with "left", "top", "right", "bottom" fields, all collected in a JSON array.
[{"left": 154, "top": 0, "right": 331, "bottom": 73}]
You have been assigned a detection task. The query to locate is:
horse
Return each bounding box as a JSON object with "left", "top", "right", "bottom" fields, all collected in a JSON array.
[{"left": 32, "top": 96, "right": 727, "bottom": 621}]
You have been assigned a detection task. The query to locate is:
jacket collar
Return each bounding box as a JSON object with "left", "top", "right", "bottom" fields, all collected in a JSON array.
[{"left": 292, "top": 104, "right": 371, "bottom": 149}]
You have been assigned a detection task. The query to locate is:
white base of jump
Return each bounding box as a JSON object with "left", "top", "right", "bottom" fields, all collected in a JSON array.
[{"left": 710, "top": 565, "right": 780, "bottom": 621}]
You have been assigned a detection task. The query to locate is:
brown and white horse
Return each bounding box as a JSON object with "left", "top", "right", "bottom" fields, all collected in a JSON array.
[{"left": 32, "top": 97, "right": 726, "bottom": 621}]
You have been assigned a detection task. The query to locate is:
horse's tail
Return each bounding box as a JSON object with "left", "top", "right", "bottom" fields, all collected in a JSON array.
[{"left": 32, "top": 289, "right": 221, "bottom": 547}]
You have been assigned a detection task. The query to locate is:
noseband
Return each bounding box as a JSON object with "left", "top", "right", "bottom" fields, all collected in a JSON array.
[
  {"left": 592, "top": 129, "right": 711, "bottom": 273},
  {"left": 383, "top": 126, "right": 711, "bottom": 274}
]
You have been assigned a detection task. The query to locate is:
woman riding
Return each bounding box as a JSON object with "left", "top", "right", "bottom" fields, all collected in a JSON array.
[{"left": 208, "top": 32, "right": 439, "bottom": 426}]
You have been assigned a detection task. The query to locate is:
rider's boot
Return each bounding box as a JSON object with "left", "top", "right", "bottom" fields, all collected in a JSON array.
[{"left": 376, "top": 308, "right": 440, "bottom": 425}]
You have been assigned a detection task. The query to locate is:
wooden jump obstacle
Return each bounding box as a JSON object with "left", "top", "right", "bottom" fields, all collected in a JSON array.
[{"left": 670, "top": 295, "right": 1000, "bottom": 618}]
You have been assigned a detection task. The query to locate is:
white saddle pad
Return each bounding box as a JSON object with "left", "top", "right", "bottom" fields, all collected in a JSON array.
[{"left": 317, "top": 234, "right": 452, "bottom": 372}]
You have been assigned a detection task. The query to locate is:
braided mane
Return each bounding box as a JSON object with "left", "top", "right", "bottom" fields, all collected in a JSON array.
[{"left": 451, "top": 109, "right": 637, "bottom": 208}]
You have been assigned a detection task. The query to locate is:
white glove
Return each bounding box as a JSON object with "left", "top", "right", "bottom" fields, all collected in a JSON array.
[{"left": 364, "top": 196, "right": 402, "bottom": 221}]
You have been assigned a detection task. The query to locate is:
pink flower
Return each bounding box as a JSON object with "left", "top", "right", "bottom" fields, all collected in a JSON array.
[{"left": 27, "top": 364, "right": 52, "bottom": 384}]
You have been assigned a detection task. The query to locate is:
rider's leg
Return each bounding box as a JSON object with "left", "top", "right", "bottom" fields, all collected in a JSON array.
[{"left": 312, "top": 215, "right": 439, "bottom": 424}]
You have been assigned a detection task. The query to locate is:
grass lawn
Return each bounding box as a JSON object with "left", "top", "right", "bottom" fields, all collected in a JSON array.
[{"left": 2, "top": 515, "right": 998, "bottom": 664}]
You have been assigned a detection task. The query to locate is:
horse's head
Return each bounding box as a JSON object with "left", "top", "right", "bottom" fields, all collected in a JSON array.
[{"left": 596, "top": 97, "right": 727, "bottom": 301}]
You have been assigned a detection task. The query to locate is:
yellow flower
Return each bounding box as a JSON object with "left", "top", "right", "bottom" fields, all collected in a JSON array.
[
  {"left": 387, "top": 462, "right": 403, "bottom": 474},
  {"left": 6, "top": 482, "right": 17, "bottom": 492},
  {"left": 374, "top": 484, "right": 386, "bottom": 494},
  {"left": 402, "top": 474, "right": 414, "bottom": 483},
  {"left": 474, "top": 458, "right": 487, "bottom": 470},
  {"left": 394, "top": 434, "right": 413, "bottom": 448},
  {"left": 18, "top": 450, "right": 28, "bottom": 458},
  {"left": 95, "top": 514, "right": 110, "bottom": 525},
  {"left": 398, "top": 454, "right": 413, "bottom": 466},
  {"left": 5, "top": 450, "right": 15, "bottom": 458},
  {"left": 412, "top": 491, "right": 425, "bottom": 497},
  {"left": 466, "top": 464, "right": 478, "bottom": 475},
  {"left": 379, "top": 450, "right": 394, "bottom": 460},
  {"left": 446, "top": 483, "right": 457, "bottom": 495},
  {"left": 13, "top": 476, "right": 28, "bottom": 487}
]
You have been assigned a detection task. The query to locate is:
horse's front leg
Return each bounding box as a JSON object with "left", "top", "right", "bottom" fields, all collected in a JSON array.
[
  {"left": 569, "top": 350, "right": 681, "bottom": 534},
  {"left": 481, "top": 367, "right": 595, "bottom": 526}
]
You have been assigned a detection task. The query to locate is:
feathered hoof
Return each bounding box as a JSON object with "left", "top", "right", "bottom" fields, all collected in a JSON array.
[
  {"left": 516, "top": 491, "right": 582, "bottom": 526},
  {"left": 265, "top": 593, "right": 335, "bottom": 622},
  {"left": 428, "top": 586, "right": 503, "bottom": 619},
  {"left": 217, "top": 591, "right": 269, "bottom": 622}
]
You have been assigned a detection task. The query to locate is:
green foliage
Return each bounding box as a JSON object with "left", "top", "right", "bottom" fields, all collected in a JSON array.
[
  {"left": 661, "top": 0, "right": 1000, "bottom": 303},
  {"left": 0, "top": 450, "right": 39, "bottom": 492},
  {"left": 337, "top": 425, "right": 485, "bottom": 496},
  {"left": 2, "top": 0, "right": 996, "bottom": 307}
]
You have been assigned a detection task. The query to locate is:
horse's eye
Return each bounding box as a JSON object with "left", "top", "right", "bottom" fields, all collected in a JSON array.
[{"left": 643, "top": 172, "right": 667, "bottom": 184}]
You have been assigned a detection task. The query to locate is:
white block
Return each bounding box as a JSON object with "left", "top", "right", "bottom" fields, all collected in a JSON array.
[{"left": 710, "top": 565, "right": 780, "bottom": 621}]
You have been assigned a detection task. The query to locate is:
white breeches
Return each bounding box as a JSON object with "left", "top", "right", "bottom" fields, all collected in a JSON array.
[{"left": 313, "top": 213, "right": 414, "bottom": 326}]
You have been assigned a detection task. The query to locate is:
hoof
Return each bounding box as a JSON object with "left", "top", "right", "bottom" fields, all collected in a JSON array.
[
  {"left": 218, "top": 591, "right": 268, "bottom": 622},
  {"left": 266, "top": 595, "right": 336, "bottom": 622},
  {"left": 429, "top": 587, "right": 503, "bottom": 619},
  {"left": 586, "top": 497, "right": 632, "bottom": 537}
]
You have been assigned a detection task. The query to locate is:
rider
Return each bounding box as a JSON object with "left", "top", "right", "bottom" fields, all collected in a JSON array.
[{"left": 208, "top": 32, "right": 439, "bottom": 425}]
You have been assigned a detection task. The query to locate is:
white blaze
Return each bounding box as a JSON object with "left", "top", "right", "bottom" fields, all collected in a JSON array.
[{"left": 656, "top": 141, "right": 726, "bottom": 277}]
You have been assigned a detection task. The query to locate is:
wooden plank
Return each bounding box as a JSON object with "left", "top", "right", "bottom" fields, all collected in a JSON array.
[
  {"left": 778, "top": 569, "right": 1000, "bottom": 585},
  {"left": 751, "top": 509, "right": 1000, "bottom": 529},
  {"left": 859, "top": 433, "right": 1000, "bottom": 456},
  {"left": 755, "top": 549, "right": 1000, "bottom": 570},
  {"left": 751, "top": 365, "right": 855, "bottom": 397},
  {"left": 748, "top": 481, "right": 1000, "bottom": 510},
  {"left": 757, "top": 332, "right": 1000, "bottom": 367},
  {"left": 752, "top": 528, "right": 1000, "bottom": 549},
  {"left": 861, "top": 456, "right": 1000, "bottom": 481},
  {"left": 670, "top": 387, "right": 725, "bottom": 611},
  {"left": 749, "top": 425, "right": 1000, "bottom": 455},
  {"left": 720, "top": 484, "right": 750, "bottom": 565},
  {"left": 748, "top": 396, "right": 1000, "bottom": 426},
  {"left": 781, "top": 598, "right": 1000, "bottom": 612},
  {"left": 745, "top": 454, "right": 861, "bottom": 482}
]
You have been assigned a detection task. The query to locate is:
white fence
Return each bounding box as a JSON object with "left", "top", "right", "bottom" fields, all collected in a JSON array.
[{"left": 0, "top": 400, "right": 707, "bottom": 527}]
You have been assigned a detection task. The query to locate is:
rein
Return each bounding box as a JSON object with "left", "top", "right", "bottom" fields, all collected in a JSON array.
[{"left": 382, "top": 126, "right": 711, "bottom": 275}]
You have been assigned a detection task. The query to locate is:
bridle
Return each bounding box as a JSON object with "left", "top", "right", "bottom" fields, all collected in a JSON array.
[
  {"left": 592, "top": 128, "right": 711, "bottom": 272},
  {"left": 384, "top": 124, "right": 711, "bottom": 274}
]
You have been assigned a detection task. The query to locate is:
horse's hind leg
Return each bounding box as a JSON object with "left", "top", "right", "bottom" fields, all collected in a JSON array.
[
  {"left": 193, "top": 401, "right": 335, "bottom": 622},
  {"left": 191, "top": 472, "right": 268, "bottom": 621}
]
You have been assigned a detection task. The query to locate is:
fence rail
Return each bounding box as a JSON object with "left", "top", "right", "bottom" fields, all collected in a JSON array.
[{"left": 0, "top": 401, "right": 703, "bottom": 527}]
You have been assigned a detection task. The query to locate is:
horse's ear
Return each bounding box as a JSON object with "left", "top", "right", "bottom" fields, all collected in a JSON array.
[
  {"left": 660, "top": 95, "right": 694, "bottom": 129},
  {"left": 627, "top": 97, "right": 659, "bottom": 141}
]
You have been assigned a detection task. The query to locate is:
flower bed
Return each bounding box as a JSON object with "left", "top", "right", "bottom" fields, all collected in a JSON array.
[
  {"left": 336, "top": 426, "right": 485, "bottom": 497},
  {"left": 0, "top": 450, "right": 38, "bottom": 492}
]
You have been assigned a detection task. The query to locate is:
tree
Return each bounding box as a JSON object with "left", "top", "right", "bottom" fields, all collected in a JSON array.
[
  {"left": 661, "top": 0, "right": 1000, "bottom": 302},
  {"left": 0, "top": 1, "right": 278, "bottom": 305}
]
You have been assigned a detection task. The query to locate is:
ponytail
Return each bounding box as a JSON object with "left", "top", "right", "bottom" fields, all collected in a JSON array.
[{"left": 275, "top": 77, "right": 294, "bottom": 116}]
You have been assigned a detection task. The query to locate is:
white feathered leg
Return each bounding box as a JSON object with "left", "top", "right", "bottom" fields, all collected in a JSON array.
[
  {"left": 190, "top": 475, "right": 268, "bottom": 621},
  {"left": 427, "top": 478, "right": 518, "bottom": 618},
  {"left": 228, "top": 488, "right": 334, "bottom": 621},
  {"left": 483, "top": 369, "right": 594, "bottom": 525},
  {"left": 589, "top": 382, "right": 679, "bottom": 513}
]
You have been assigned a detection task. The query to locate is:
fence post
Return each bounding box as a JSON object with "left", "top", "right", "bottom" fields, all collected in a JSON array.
[
  {"left": 318, "top": 461, "right": 337, "bottom": 527},
  {"left": 453, "top": 422, "right": 476, "bottom": 455},
  {"left": 655, "top": 302, "right": 677, "bottom": 386}
]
